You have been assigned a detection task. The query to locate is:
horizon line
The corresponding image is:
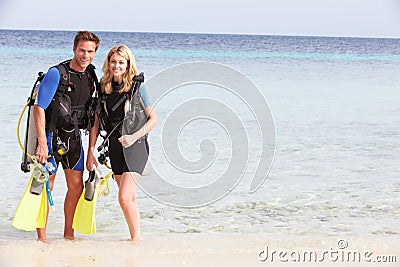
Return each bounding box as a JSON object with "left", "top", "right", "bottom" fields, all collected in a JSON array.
[{"left": 1, "top": 27, "right": 399, "bottom": 40}]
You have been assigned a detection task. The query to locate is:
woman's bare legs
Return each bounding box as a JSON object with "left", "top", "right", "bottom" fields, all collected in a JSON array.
[{"left": 116, "top": 172, "right": 142, "bottom": 241}]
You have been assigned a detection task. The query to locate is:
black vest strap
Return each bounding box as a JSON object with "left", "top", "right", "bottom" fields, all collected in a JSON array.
[{"left": 111, "top": 94, "right": 127, "bottom": 112}]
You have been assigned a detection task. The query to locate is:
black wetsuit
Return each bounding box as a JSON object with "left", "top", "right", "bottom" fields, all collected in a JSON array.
[{"left": 104, "top": 82, "right": 149, "bottom": 175}]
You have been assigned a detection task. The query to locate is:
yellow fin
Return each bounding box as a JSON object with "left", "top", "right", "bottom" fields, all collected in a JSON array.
[
  {"left": 72, "top": 188, "right": 98, "bottom": 234},
  {"left": 35, "top": 187, "right": 48, "bottom": 228},
  {"left": 12, "top": 177, "right": 45, "bottom": 231}
]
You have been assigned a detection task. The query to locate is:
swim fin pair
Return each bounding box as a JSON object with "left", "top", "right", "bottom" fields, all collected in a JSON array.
[
  {"left": 12, "top": 162, "right": 54, "bottom": 231},
  {"left": 12, "top": 176, "right": 47, "bottom": 231},
  {"left": 72, "top": 169, "right": 102, "bottom": 234}
]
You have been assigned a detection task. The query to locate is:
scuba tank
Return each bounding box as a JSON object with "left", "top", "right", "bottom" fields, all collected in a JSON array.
[{"left": 19, "top": 72, "right": 45, "bottom": 173}]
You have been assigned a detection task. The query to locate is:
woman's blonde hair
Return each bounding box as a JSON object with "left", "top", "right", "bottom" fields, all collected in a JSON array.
[{"left": 101, "top": 44, "right": 138, "bottom": 94}]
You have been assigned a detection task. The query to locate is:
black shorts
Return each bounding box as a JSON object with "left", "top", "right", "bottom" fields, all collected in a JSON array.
[
  {"left": 108, "top": 132, "right": 149, "bottom": 175},
  {"left": 50, "top": 127, "right": 84, "bottom": 171},
  {"left": 46, "top": 128, "right": 84, "bottom": 174}
]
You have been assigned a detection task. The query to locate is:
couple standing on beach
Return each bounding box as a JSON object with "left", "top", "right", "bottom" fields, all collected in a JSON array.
[{"left": 33, "top": 30, "right": 158, "bottom": 242}]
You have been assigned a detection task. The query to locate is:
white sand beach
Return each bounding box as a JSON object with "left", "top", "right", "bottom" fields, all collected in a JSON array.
[{"left": 0, "top": 234, "right": 398, "bottom": 267}]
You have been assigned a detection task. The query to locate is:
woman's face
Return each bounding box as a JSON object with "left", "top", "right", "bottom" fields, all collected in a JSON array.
[{"left": 109, "top": 52, "right": 128, "bottom": 79}]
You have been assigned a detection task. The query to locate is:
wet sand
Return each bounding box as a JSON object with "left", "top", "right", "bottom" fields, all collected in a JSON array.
[{"left": 0, "top": 234, "right": 398, "bottom": 267}]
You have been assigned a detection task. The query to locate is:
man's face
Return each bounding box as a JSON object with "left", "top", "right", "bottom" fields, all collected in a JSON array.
[{"left": 72, "top": 40, "right": 97, "bottom": 71}]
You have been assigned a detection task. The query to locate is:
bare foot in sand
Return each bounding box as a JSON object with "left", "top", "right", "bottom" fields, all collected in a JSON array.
[
  {"left": 64, "top": 236, "right": 83, "bottom": 241},
  {"left": 129, "top": 236, "right": 143, "bottom": 243}
]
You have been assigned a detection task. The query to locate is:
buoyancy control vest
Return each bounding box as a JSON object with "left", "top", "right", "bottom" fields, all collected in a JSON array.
[
  {"left": 45, "top": 60, "right": 99, "bottom": 136},
  {"left": 98, "top": 73, "right": 147, "bottom": 137}
]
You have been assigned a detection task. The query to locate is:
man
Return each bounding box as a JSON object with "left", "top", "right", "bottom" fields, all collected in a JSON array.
[{"left": 34, "top": 30, "right": 100, "bottom": 241}]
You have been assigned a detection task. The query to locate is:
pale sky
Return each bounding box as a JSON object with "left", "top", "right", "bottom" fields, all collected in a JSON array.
[{"left": 1, "top": 0, "right": 399, "bottom": 38}]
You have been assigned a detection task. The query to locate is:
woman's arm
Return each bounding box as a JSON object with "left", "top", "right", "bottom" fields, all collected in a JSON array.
[{"left": 119, "top": 106, "right": 158, "bottom": 148}]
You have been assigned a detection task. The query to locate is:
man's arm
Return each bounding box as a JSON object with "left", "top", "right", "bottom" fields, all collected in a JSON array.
[
  {"left": 33, "top": 105, "right": 48, "bottom": 163},
  {"left": 33, "top": 67, "right": 60, "bottom": 163},
  {"left": 86, "top": 113, "right": 99, "bottom": 171}
]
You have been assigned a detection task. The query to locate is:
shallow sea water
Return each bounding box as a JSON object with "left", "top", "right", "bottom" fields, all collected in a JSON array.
[{"left": 0, "top": 30, "right": 399, "bottom": 241}]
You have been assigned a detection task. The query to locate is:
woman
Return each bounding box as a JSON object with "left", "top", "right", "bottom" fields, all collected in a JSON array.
[{"left": 86, "top": 44, "right": 157, "bottom": 241}]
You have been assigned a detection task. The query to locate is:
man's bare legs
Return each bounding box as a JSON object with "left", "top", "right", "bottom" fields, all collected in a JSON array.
[
  {"left": 36, "top": 173, "right": 56, "bottom": 242},
  {"left": 63, "top": 169, "right": 84, "bottom": 240}
]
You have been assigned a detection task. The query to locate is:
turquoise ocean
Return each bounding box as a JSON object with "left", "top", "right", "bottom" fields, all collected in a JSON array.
[{"left": 0, "top": 30, "right": 399, "bottom": 241}]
